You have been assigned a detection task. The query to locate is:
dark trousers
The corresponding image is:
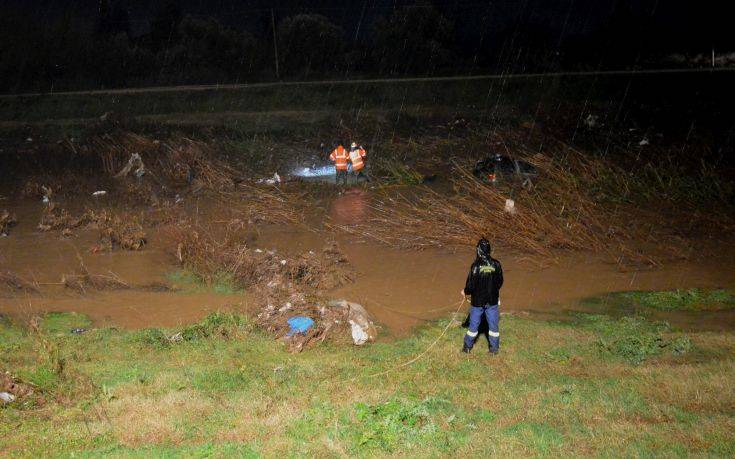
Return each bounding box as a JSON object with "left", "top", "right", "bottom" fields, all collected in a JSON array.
[
  {"left": 463, "top": 304, "right": 500, "bottom": 352},
  {"left": 336, "top": 169, "right": 348, "bottom": 184}
]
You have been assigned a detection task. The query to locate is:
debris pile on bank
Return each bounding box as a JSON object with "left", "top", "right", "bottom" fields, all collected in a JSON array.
[
  {"left": 0, "top": 371, "right": 44, "bottom": 408},
  {"left": 168, "top": 220, "right": 370, "bottom": 350},
  {"left": 38, "top": 204, "right": 147, "bottom": 251},
  {"left": 0, "top": 210, "right": 17, "bottom": 236},
  {"left": 61, "top": 263, "right": 131, "bottom": 293},
  {"left": 0, "top": 271, "right": 39, "bottom": 295},
  {"left": 257, "top": 299, "right": 376, "bottom": 352}
]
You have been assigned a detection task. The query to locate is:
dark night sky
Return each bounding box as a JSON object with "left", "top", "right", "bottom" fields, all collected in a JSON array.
[{"left": 3, "top": 0, "right": 731, "bottom": 53}]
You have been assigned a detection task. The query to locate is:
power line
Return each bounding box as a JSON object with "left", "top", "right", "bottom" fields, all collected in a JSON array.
[{"left": 2, "top": 67, "right": 732, "bottom": 99}]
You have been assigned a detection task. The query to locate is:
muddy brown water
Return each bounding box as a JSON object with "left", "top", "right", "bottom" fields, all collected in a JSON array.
[{"left": 2, "top": 192, "right": 735, "bottom": 334}]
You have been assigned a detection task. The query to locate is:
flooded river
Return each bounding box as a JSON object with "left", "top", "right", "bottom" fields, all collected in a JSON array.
[{"left": 2, "top": 192, "right": 735, "bottom": 334}]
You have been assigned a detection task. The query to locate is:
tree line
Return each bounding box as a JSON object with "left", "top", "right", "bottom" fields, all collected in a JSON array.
[{"left": 0, "top": 1, "right": 724, "bottom": 93}]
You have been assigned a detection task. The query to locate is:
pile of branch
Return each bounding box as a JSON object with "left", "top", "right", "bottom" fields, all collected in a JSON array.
[
  {"left": 61, "top": 263, "right": 130, "bottom": 293},
  {"left": 0, "top": 271, "right": 40, "bottom": 295},
  {"left": 220, "top": 183, "right": 303, "bottom": 225},
  {"left": 0, "top": 210, "right": 17, "bottom": 236},
  {"left": 87, "top": 132, "right": 239, "bottom": 192},
  {"left": 38, "top": 205, "right": 147, "bottom": 251},
  {"left": 167, "top": 220, "right": 352, "bottom": 292},
  {"left": 93, "top": 210, "right": 147, "bottom": 251},
  {"left": 339, "top": 151, "right": 669, "bottom": 265},
  {"left": 38, "top": 203, "right": 94, "bottom": 232},
  {"left": 256, "top": 299, "right": 354, "bottom": 353}
]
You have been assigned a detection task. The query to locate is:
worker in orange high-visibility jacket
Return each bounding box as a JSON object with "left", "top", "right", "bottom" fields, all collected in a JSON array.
[
  {"left": 349, "top": 142, "right": 368, "bottom": 182},
  {"left": 330, "top": 143, "right": 349, "bottom": 185}
]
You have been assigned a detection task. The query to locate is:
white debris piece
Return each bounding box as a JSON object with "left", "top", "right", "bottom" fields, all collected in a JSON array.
[
  {"left": 639, "top": 137, "right": 649, "bottom": 146},
  {"left": 116, "top": 153, "right": 145, "bottom": 178},
  {"left": 504, "top": 198, "right": 516, "bottom": 214},
  {"left": 258, "top": 172, "right": 282, "bottom": 185},
  {"left": 0, "top": 392, "right": 16, "bottom": 404},
  {"left": 350, "top": 320, "right": 369, "bottom": 345},
  {"left": 328, "top": 299, "right": 376, "bottom": 345},
  {"left": 92, "top": 190, "right": 107, "bottom": 197},
  {"left": 583, "top": 114, "right": 598, "bottom": 129}
]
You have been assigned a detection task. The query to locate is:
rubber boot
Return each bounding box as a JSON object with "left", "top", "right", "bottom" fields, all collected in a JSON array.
[{"left": 461, "top": 344, "right": 471, "bottom": 353}]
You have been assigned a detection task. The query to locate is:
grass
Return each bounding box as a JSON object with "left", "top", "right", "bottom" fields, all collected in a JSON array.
[
  {"left": 621, "top": 289, "right": 735, "bottom": 311},
  {"left": 166, "top": 269, "right": 242, "bottom": 295},
  {"left": 584, "top": 289, "right": 735, "bottom": 313},
  {"left": 1, "top": 291, "right": 735, "bottom": 457}
]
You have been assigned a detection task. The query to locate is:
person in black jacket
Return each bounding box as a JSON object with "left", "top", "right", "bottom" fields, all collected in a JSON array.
[{"left": 461, "top": 238, "right": 504, "bottom": 354}]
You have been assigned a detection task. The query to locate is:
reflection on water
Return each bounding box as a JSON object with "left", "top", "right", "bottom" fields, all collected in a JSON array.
[{"left": 329, "top": 189, "right": 369, "bottom": 225}]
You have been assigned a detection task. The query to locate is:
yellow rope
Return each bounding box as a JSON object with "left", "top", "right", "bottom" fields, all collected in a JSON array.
[{"left": 334, "top": 297, "right": 467, "bottom": 384}]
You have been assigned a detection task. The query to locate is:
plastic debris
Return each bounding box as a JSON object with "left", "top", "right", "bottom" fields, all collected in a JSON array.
[
  {"left": 116, "top": 153, "right": 146, "bottom": 179},
  {"left": 639, "top": 137, "right": 650, "bottom": 146},
  {"left": 0, "top": 392, "right": 16, "bottom": 404},
  {"left": 583, "top": 114, "right": 598, "bottom": 129},
  {"left": 92, "top": 191, "right": 107, "bottom": 197},
  {"left": 258, "top": 172, "right": 281, "bottom": 185},
  {"left": 328, "top": 300, "right": 376, "bottom": 345},
  {"left": 70, "top": 328, "right": 87, "bottom": 334},
  {"left": 504, "top": 199, "right": 516, "bottom": 214},
  {"left": 349, "top": 320, "right": 369, "bottom": 345},
  {"left": 286, "top": 316, "right": 314, "bottom": 336}
]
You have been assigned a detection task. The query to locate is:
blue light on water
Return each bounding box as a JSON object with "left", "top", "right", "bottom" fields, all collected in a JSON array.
[{"left": 293, "top": 165, "right": 335, "bottom": 177}]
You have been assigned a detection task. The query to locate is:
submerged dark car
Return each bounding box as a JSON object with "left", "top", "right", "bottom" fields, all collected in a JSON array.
[{"left": 473, "top": 154, "right": 537, "bottom": 187}]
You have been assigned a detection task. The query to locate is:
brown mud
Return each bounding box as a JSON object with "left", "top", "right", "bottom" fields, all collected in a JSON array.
[{"left": 2, "top": 191, "right": 735, "bottom": 335}]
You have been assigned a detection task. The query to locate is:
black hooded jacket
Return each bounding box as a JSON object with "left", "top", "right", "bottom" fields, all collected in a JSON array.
[{"left": 464, "top": 257, "right": 503, "bottom": 307}]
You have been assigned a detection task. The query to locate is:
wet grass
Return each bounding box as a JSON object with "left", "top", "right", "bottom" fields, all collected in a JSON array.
[
  {"left": 585, "top": 289, "right": 735, "bottom": 312},
  {"left": 622, "top": 289, "right": 735, "bottom": 311},
  {"left": 1, "top": 293, "right": 735, "bottom": 457},
  {"left": 166, "top": 269, "right": 242, "bottom": 295}
]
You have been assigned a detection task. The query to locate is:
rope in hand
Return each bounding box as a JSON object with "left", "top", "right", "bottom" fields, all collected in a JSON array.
[{"left": 334, "top": 296, "right": 467, "bottom": 385}]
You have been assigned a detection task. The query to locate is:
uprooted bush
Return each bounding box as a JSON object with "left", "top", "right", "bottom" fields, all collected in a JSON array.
[
  {"left": 0, "top": 210, "right": 17, "bottom": 236},
  {"left": 0, "top": 271, "right": 40, "bottom": 295},
  {"left": 7, "top": 131, "right": 242, "bottom": 205},
  {"left": 38, "top": 204, "right": 146, "bottom": 251},
  {"left": 1, "top": 371, "right": 46, "bottom": 409},
  {"left": 167, "top": 220, "right": 353, "bottom": 292},
  {"left": 336, "top": 127, "right": 733, "bottom": 266},
  {"left": 61, "top": 262, "right": 130, "bottom": 293}
]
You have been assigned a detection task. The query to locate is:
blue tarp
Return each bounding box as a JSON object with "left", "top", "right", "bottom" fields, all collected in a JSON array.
[{"left": 286, "top": 316, "right": 314, "bottom": 336}]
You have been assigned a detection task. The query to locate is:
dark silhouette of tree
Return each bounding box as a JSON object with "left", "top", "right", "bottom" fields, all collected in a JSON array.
[
  {"left": 372, "top": 5, "right": 454, "bottom": 76},
  {"left": 162, "top": 16, "right": 262, "bottom": 84},
  {"left": 150, "top": 1, "right": 183, "bottom": 51},
  {"left": 277, "top": 14, "right": 345, "bottom": 78},
  {"left": 96, "top": 0, "right": 132, "bottom": 39}
]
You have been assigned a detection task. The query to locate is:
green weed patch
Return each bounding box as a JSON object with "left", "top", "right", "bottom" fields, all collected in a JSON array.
[
  {"left": 576, "top": 314, "right": 692, "bottom": 364},
  {"left": 621, "top": 289, "right": 735, "bottom": 311}
]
